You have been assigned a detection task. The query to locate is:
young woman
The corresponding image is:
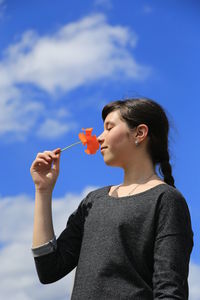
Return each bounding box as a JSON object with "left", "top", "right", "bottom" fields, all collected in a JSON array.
[{"left": 30, "top": 98, "right": 193, "bottom": 299}]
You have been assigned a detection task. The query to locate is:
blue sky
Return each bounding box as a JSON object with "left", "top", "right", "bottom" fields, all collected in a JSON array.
[{"left": 0, "top": 0, "right": 200, "bottom": 299}]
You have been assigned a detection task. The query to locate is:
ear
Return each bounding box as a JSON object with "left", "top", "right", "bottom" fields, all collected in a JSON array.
[{"left": 135, "top": 124, "right": 149, "bottom": 142}]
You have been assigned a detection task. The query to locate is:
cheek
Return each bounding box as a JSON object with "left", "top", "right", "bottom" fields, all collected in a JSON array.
[{"left": 109, "top": 131, "right": 129, "bottom": 148}]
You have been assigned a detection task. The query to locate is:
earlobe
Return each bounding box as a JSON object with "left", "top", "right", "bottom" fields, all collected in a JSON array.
[{"left": 135, "top": 124, "right": 149, "bottom": 141}]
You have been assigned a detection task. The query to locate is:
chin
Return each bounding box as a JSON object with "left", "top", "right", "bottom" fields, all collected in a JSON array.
[{"left": 103, "top": 158, "right": 122, "bottom": 168}]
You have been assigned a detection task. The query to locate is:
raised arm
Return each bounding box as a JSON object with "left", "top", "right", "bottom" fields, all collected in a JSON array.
[
  {"left": 30, "top": 148, "right": 86, "bottom": 284},
  {"left": 30, "top": 148, "right": 61, "bottom": 248}
]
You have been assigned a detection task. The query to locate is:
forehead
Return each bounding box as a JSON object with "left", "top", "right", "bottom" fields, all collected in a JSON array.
[{"left": 104, "top": 110, "right": 122, "bottom": 125}]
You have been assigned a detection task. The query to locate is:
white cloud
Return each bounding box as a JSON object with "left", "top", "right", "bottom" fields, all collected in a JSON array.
[
  {"left": 2, "top": 14, "right": 148, "bottom": 93},
  {"left": 0, "top": 186, "right": 97, "bottom": 300},
  {"left": 36, "top": 118, "right": 77, "bottom": 140},
  {"left": 189, "top": 262, "right": 200, "bottom": 300},
  {"left": 0, "top": 86, "right": 42, "bottom": 139},
  {"left": 0, "top": 186, "right": 199, "bottom": 299},
  {"left": 0, "top": 13, "right": 150, "bottom": 138}
]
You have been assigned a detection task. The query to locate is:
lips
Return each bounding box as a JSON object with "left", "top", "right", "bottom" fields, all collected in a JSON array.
[{"left": 101, "top": 146, "right": 108, "bottom": 150}]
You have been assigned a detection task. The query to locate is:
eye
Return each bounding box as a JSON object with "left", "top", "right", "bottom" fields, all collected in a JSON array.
[{"left": 107, "top": 127, "right": 112, "bottom": 131}]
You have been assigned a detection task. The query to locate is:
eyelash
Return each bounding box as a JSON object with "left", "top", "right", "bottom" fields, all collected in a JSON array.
[{"left": 107, "top": 127, "right": 112, "bottom": 131}]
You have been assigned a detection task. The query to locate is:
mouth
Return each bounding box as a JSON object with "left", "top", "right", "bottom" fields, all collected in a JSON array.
[{"left": 101, "top": 146, "right": 108, "bottom": 152}]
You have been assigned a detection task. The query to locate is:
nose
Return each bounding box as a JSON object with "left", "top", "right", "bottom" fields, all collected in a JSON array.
[{"left": 97, "top": 132, "right": 104, "bottom": 145}]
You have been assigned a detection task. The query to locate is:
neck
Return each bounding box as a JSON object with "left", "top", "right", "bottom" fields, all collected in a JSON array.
[{"left": 122, "top": 156, "right": 157, "bottom": 186}]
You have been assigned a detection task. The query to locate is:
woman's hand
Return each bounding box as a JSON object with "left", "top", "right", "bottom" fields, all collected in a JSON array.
[{"left": 30, "top": 148, "right": 61, "bottom": 193}]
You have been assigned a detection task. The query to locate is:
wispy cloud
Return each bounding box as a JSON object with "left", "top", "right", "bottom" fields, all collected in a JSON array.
[
  {"left": 0, "top": 86, "right": 43, "bottom": 139},
  {"left": 36, "top": 118, "right": 77, "bottom": 140},
  {"left": 0, "top": 13, "right": 150, "bottom": 139}
]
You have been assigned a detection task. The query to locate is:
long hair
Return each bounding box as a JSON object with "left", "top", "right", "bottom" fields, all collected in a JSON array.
[{"left": 101, "top": 97, "right": 175, "bottom": 188}]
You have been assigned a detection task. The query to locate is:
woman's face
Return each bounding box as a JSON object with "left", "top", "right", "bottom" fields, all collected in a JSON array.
[{"left": 97, "top": 110, "right": 136, "bottom": 167}]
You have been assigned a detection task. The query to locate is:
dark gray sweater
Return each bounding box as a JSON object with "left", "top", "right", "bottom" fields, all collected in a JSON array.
[{"left": 34, "top": 184, "right": 193, "bottom": 299}]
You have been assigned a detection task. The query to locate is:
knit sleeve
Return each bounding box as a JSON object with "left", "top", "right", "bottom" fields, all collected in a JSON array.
[
  {"left": 153, "top": 189, "right": 193, "bottom": 299},
  {"left": 33, "top": 194, "right": 90, "bottom": 284}
]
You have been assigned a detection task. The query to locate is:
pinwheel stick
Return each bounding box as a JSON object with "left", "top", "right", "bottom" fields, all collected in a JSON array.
[{"left": 61, "top": 141, "right": 82, "bottom": 152}]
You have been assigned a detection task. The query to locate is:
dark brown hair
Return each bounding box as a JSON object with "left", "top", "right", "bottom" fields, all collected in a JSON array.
[{"left": 102, "top": 97, "right": 175, "bottom": 188}]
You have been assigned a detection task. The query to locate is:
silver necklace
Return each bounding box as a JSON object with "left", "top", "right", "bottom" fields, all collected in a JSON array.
[{"left": 113, "top": 173, "right": 156, "bottom": 197}]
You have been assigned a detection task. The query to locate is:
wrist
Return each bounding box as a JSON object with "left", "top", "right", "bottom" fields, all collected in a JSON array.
[{"left": 35, "top": 188, "right": 53, "bottom": 197}]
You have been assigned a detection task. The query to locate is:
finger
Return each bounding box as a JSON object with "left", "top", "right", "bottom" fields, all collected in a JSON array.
[
  {"left": 44, "top": 150, "right": 61, "bottom": 160},
  {"left": 31, "top": 158, "right": 50, "bottom": 169},
  {"left": 37, "top": 152, "right": 54, "bottom": 162},
  {"left": 36, "top": 158, "right": 50, "bottom": 165}
]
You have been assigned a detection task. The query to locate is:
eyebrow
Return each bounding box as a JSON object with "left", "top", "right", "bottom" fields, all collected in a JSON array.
[
  {"left": 104, "top": 121, "right": 115, "bottom": 127},
  {"left": 104, "top": 121, "right": 115, "bottom": 128}
]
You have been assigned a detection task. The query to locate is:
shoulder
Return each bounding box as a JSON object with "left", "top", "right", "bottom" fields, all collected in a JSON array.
[
  {"left": 74, "top": 186, "right": 108, "bottom": 218},
  {"left": 155, "top": 185, "right": 193, "bottom": 237},
  {"left": 82, "top": 186, "right": 109, "bottom": 202},
  {"left": 156, "top": 184, "right": 192, "bottom": 220},
  {"left": 79, "top": 186, "right": 109, "bottom": 208},
  {"left": 158, "top": 185, "right": 189, "bottom": 211}
]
